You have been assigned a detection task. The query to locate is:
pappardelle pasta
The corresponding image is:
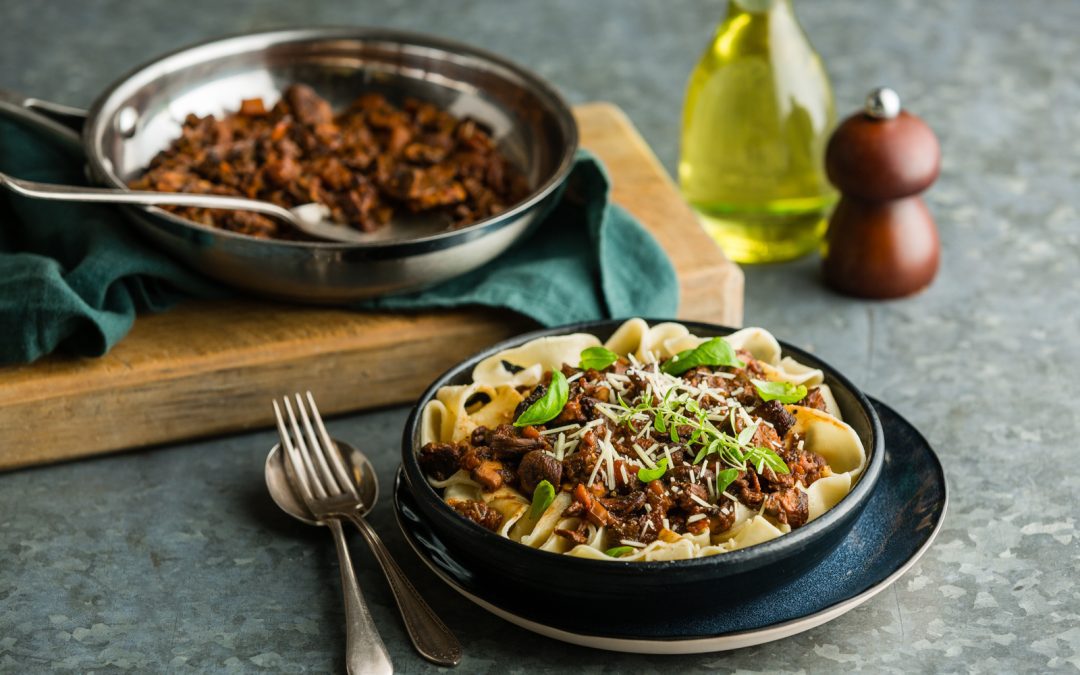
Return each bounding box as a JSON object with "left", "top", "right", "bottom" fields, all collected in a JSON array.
[{"left": 418, "top": 319, "right": 866, "bottom": 561}]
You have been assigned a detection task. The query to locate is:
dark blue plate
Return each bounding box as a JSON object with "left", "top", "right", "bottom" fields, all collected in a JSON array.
[{"left": 393, "top": 399, "right": 947, "bottom": 652}]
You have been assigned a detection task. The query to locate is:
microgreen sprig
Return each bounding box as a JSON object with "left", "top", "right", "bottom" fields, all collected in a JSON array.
[
  {"left": 716, "top": 468, "right": 740, "bottom": 494},
  {"left": 605, "top": 380, "right": 789, "bottom": 476}
]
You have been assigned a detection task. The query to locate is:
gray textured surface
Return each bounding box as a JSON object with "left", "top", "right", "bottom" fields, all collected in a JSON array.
[{"left": 1, "top": 0, "right": 1078, "bottom": 672}]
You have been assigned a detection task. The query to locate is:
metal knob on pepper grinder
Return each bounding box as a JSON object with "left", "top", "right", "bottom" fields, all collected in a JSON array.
[{"left": 822, "top": 87, "right": 941, "bottom": 298}]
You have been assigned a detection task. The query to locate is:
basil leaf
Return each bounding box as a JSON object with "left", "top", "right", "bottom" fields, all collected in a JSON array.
[
  {"left": 501, "top": 359, "right": 525, "bottom": 374},
  {"left": 529, "top": 480, "right": 556, "bottom": 519},
  {"left": 661, "top": 347, "right": 699, "bottom": 376},
  {"left": 605, "top": 546, "right": 634, "bottom": 558},
  {"left": 637, "top": 458, "right": 668, "bottom": 483},
  {"left": 579, "top": 346, "right": 619, "bottom": 371},
  {"left": 514, "top": 371, "right": 569, "bottom": 427},
  {"left": 716, "top": 468, "right": 740, "bottom": 494},
  {"left": 752, "top": 379, "right": 808, "bottom": 404},
  {"left": 661, "top": 337, "right": 746, "bottom": 376}
]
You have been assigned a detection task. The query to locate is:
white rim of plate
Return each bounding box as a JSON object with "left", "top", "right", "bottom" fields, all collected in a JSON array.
[{"left": 395, "top": 473, "right": 948, "bottom": 654}]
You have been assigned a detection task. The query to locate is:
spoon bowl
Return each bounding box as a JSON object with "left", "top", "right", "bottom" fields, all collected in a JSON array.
[{"left": 265, "top": 439, "right": 378, "bottom": 525}]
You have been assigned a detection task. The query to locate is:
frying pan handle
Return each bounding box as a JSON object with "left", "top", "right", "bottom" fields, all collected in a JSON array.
[{"left": 0, "top": 89, "right": 85, "bottom": 154}]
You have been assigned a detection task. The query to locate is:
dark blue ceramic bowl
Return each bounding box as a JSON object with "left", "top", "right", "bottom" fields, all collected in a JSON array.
[{"left": 399, "top": 320, "right": 884, "bottom": 607}]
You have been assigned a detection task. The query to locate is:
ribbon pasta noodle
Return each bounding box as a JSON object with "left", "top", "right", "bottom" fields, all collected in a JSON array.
[{"left": 418, "top": 319, "right": 867, "bottom": 561}]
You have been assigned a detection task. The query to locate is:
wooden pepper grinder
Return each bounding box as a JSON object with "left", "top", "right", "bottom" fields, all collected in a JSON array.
[{"left": 822, "top": 87, "right": 941, "bottom": 298}]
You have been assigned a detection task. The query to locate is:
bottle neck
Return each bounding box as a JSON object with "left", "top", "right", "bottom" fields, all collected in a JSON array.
[{"left": 729, "top": 0, "right": 793, "bottom": 17}]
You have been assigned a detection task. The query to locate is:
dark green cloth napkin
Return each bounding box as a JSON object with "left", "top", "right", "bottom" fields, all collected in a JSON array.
[{"left": 0, "top": 117, "right": 678, "bottom": 365}]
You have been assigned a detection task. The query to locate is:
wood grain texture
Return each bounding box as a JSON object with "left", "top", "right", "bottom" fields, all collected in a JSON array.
[{"left": 0, "top": 102, "right": 742, "bottom": 470}]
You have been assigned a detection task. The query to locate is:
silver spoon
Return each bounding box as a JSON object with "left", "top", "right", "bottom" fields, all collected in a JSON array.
[
  {"left": 0, "top": 169, "right": 374, "bottom": 244},
  {"left": 265, "top": 439, "right": 463, "bottom": 667}
]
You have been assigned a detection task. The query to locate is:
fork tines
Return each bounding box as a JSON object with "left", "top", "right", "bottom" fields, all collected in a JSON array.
[{"left": 272, "top": 391, "right": 359, "bottom": 504}]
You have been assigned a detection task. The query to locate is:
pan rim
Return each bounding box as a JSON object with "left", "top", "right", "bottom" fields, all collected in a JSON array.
[{"left": 81, "top": 26, "right": 579, "bottom": 253}]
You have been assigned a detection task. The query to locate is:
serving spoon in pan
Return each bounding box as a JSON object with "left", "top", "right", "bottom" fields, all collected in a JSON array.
[{"left": 0, "top": 169, "right": 382, "bottom": 244}]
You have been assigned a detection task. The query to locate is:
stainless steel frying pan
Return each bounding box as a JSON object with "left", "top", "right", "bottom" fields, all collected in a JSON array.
[{"left": 0, "top": 28, "right": 579, "bottom": 302}]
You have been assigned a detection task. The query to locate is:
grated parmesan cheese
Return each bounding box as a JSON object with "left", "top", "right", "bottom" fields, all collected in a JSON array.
[
  {"left": 569, "top": 418, "right": 604, "bottom": 438},
  {"left": 594, "top": 404, "right": 621, "bottom": 423},
  {"left": 632, "top": 444, "right": 657, "bottom": 469},
  {"left": 541, "top": 423, "right": 580, "bottom": 436},
  {"left": 602, "top": 430, "right": 616, "bottom": 490},
  {"left": 554, "top": 432, "right": 567, "bottom": 461},
  {"left": 587, "top": 446, "right": 604, "bottom": 486},
  {"left": 689, "top": 493, "right": 713, "bottom": 510}
]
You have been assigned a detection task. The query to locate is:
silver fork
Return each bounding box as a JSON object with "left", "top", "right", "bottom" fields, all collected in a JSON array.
[
  {"left": 274, "top": 392, "right": 462, "bottom": 670},
  {"left": 274, "top": 395, "right": 393, "bottom": 675}
]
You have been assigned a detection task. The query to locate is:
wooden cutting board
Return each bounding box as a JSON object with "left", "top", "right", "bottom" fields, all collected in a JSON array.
[{"left": 0, "top": 102, "right": 743, "bottom": 471}]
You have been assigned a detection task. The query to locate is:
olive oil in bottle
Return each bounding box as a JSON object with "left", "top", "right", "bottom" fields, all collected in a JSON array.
[{"left": 679, "top": 0, "right": 836, "bottom": 263}]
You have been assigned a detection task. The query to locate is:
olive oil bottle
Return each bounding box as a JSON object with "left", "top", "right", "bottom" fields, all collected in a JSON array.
[{"left": 679, "top": 0, "right": 836, "bottom": 263}]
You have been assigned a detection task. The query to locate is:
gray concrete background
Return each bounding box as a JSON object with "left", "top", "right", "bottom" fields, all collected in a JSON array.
[{"left": 2, "top": 0, "right": 1079, "bottom": 672}]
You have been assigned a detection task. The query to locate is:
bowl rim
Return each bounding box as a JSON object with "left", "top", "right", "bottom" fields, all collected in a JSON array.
[
  {"left": 82, "top": 26, "right": 580, "bottom": 254},
  {"left": 400, "top": 318, "right": 886, "bottom": 574}
]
